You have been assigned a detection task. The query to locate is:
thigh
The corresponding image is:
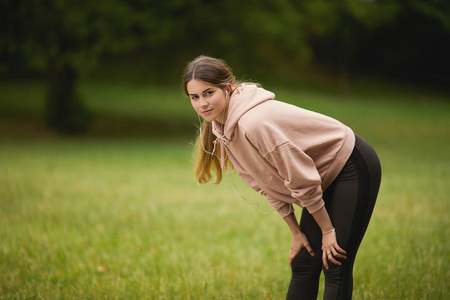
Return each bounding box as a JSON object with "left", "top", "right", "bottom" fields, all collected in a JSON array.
[
  {"left": 324, "top": 138, "right": 381, "bottom": 257},
  {"left": 299, "top": 157, "right": 359, "bottom": 252},
  {"left": 299, "top": 205, "right": 322, "bottom": 252},
  {"left": 323, "top": 158, "right": 360, "bottom": 250}
]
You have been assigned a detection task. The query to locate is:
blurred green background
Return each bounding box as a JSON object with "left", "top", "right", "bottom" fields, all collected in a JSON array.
[
  {"left": 1, "top": 0, "right": 449, "bottom": 135},
  {"left": 1, "top": 0, "right": 449, "bottom": 299}
]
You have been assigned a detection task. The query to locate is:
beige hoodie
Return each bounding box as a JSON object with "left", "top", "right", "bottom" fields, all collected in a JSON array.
[{"left": 212, "top": 84, "right": 355, "bottom": 217}]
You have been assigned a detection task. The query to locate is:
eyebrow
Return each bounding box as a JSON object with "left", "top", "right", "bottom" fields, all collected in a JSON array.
[{"left": 189, "top": 88, "right": 213, "bottom": 96}]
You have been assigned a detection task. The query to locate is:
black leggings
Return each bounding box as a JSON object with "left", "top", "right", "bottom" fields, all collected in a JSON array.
[{"left": 286, "top": 134, "right": 382, "bottom": 300}]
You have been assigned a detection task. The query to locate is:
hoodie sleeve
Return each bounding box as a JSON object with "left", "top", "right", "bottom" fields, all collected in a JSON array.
[
  {"left": 239, "top": 169, "right": 295, "bottom": 217},
  {"left": 225, "top": 144, "right": 294, "bottom": 216},
  {"left": 225, "top": 148, "right": 268, "bottom": 196},
  {"left": 265, "top": 141, "right": 325, "bottom": 214},
  {"left": 266, "top": 195, "right": 296, "bottom": 217}
]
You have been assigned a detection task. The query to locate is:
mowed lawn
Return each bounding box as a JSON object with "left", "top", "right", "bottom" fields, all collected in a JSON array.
[{"left": 0, "top": 81, "right": 449, "bottom": 299}]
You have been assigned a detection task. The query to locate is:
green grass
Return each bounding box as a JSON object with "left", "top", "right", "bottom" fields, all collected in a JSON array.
[{"left": 0, "top": 80, "right": 449, "bottom": 299}]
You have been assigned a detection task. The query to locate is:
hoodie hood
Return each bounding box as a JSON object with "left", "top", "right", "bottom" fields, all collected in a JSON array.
[{"left": 212, "top": 84, "right": 275, "bottom": 143}]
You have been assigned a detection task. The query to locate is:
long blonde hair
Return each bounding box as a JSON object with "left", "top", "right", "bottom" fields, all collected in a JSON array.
[{"left": 182, "top": 56, "right": 237, "bottom": 184}]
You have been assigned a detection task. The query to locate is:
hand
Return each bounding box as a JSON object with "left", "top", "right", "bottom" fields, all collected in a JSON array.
[
  {"left": 321, "top": 230, "right": 346, "bottom": 269},
  {"left": 289, "top": 232, "right": 315, "bottom": 268}
]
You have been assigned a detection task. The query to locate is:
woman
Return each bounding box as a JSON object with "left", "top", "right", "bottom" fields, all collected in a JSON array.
[{"left": 182, "top": 55, "right": 381, "bottom": 300}]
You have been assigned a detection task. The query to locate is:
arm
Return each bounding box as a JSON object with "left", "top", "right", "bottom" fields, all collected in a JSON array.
[
  {"left": 311, "top": 206, "right": 347, "bottom": 269},
  {"left": 263, "top": 143, "right": 347, "bottom": 267},
  {"left": 283, "top": 212, "right": 315, "bottom": 268},
  {"left": 311, "top": 206, "right": 334, "bottom": 233}
]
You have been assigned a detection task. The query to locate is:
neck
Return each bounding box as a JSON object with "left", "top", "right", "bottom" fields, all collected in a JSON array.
[{"left": 215, "top": 101, "right": 229, "bottom": 124}]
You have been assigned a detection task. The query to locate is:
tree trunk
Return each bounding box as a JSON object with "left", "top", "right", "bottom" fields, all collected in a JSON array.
[{"left": 45, "top": 64, "right": 92, "bottom": 134}]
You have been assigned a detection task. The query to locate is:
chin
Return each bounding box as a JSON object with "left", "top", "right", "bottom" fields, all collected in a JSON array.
[{"left": 202, "top": 114, "right": 217, "bottom": 122}]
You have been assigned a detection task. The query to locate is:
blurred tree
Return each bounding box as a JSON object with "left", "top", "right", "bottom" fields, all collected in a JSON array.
[
  {"left": 1, "top": 0, "right": 163, "bottom": 133},
  {"left": 362, "top": 0, "right": 450, "bottom": 86},
  {"left": 305, "top": 0, "right": 450, "bottom": 88},
  {"left": 1, "top": 0, "right": 448, "bottom": 136},
  {"left": 299, "top": 0, "right": 401, "bottom": 91},
  {"left": 1, "top": 0, "right": 318, "bottom": 134}
]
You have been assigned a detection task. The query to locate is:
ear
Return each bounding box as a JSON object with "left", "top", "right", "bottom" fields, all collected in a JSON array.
[{"left": 225, "top": 83, "right": 232, "bottom": 94}]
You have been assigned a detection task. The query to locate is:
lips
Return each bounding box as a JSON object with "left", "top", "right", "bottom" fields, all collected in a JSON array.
[{"left": 202, "top": 109, "right": 213, "bottom": 114}]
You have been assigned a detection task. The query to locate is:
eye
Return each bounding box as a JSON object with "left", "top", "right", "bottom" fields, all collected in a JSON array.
[
  {"left": 205, "top": 91, "right": 214, "bottom": 96},
  {"left": 191, "top": 95, "right": 199, "bottom": 100}
]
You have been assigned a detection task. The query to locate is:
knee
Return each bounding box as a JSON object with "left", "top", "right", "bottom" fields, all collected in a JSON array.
[
  {"left": 322, "top": 259, "right": 353, "bottom": 283},
  {"left": 291, "top": 249, "right": 320, "bottom": 277},
  {"left": 322, "top": 263, "right": 340, "bottom": 282}
]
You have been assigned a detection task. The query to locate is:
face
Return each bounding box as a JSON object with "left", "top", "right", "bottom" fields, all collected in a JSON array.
[{"left": 187, "top": 79, "right": 229, "bottom": 123}]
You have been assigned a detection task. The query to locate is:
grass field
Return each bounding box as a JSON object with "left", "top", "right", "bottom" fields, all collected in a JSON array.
[{"left": 1, "top": 80, "right": 449, "bottom": 299}]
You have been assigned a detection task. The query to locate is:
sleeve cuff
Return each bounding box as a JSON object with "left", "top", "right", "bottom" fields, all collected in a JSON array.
[
  {"left": 304, "top": 199, "right": 325, "bottom": 214},
  {"left": 277, "top": 203, "right": 295, "bottom": 218}
]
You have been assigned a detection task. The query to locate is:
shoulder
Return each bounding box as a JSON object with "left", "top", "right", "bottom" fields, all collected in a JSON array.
[
  {"left": 239, "top": 100, "right": 291, "bottom": 125},
  {"left": 237, "top": 101, "right": 297, "bottom": 151},
  {"left": 238, "top": 100, "right": 306, "bottom": 134}
]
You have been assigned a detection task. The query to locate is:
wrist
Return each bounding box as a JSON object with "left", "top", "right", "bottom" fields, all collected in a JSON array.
[
  {"left": 291, "top": 226, "right": 302, "bottom": 234},
  {"left": 293, "top": 230, "right": 302, "bottom": 236},
  {"left": 322, "top": 228, "right": 335, "bottom": 236}
]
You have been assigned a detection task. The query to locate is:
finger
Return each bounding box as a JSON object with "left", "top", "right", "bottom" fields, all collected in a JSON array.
[
  {"left": 332, "top": 245, "right": 347, "bottom": 259},
  {"left": 304, "top": 243, "right": 315, "bottom": 256},
  {"left": 329, "top": 256, "right": 342, "bottom": 266},
  {"left": 290, "top": 248, "right": 300, "bottom": 260},
  {"left": 289, "top": 251, "right": 296, "bottom": 268},
  {"left": 327, "top": 250, "right": 344, "bottom": 266},
  {"left": 289, "top": 254, "right": 296, "bottom": 268},
  {"left": 333, "top": 252, "right": 347, "bottom": 260},
  {"left": 324, "top": 251, "right": 342, "bottom": 268},
  {"left": 334, "top": 244, "right": 347, "bottom": 255},
  {"left": 323, "top": 252, "right": 329, "bottom": 269},
  {"left": 331, "top": 248, "right": 347, "bottom": 259}
]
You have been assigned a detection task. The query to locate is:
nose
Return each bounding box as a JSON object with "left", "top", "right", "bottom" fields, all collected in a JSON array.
[{"left": 199, "top": 97, "right": 208, "bottom": 107}]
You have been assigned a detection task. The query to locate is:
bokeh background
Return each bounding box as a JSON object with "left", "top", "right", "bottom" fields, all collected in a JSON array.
[
  {"left": 1, "top": 0, "right": 449, "bottom": 299},
  {"left": 1, "top": 0, "right": 449, "bottom": 135}
]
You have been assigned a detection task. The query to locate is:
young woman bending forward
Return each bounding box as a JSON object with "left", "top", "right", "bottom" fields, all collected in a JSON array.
[{"left": 183, "top": 56, "right": 381, "bottom": 300}]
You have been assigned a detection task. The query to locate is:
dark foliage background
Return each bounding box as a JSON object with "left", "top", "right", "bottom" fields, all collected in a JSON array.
[{"left": 1, "top": 0, "right": 449, "bottom": 133}]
